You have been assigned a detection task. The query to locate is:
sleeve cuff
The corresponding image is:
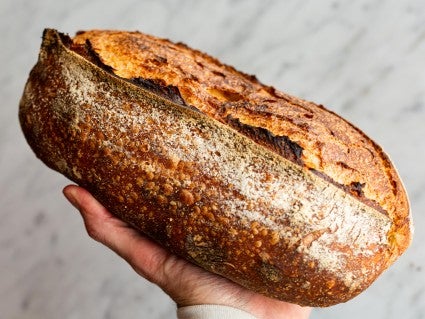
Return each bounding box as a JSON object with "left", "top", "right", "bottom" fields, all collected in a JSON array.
[{"left": 177, "top": 304, "right": 258, "bottom": 319}]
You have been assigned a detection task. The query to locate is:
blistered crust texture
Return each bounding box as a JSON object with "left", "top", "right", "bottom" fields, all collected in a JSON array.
[
  {"left": 72, "top": 30, "right": 411, "bottom": 257},
  {"left": 19, "top": 29, "right": 412, "bottom": 307}
]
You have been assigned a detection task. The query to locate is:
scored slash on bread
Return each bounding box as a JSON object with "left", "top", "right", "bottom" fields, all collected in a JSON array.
[
  {"left": 71, "top": 30, "right": 409, "bottom": 223},
  {"left": 19, "top": 29, "right": 413, "bottom": 307}
]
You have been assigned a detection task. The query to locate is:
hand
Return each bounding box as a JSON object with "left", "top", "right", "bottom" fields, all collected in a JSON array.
[{"left": 63, "top": 185, "right": 311, "bottom": 319}]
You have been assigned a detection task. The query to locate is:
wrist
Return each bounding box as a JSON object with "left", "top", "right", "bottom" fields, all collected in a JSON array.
[{"left": 177, "top": 304, "right": 258, "bottom": 319}]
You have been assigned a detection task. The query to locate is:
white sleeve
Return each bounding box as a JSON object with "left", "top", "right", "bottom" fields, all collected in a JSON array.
[{"left": 177, "top": 305, "right": 258, "bottom": 319}]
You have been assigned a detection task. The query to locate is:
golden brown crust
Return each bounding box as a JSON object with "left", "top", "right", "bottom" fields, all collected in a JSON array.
[
  {"left": 19, "top": 29, "right": 413, "bottom": 307},
  {"left": 71, "top": 30, "right": 412, "bottom": 257}
]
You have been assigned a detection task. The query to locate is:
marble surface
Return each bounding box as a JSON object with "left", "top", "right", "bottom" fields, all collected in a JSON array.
[{"left": 1, "top": 0, "right": 424, "bottom": 318}]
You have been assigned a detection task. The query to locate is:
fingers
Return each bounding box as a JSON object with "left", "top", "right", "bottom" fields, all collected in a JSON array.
[
  {"left": 62, "top": 186, "right": 312, "bottom": 318},
  {"left": 63, "top": 185, "right": 125, "bottom": 240},
  {"left": 62, "top": 185, "right": 171, "bottom": 283}
]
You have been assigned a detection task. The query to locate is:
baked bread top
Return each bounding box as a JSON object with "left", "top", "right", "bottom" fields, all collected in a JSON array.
[
  {"left": 19, "top": 28, "right": 414, "bottom": 306},
  {"left": 70, "top": 30, "right": 412, "bottom": 262}
]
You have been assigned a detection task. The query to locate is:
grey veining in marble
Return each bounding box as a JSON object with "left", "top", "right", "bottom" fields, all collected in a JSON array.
[{"left": 1, "top": 0, "right": 424, "bottom": 318}]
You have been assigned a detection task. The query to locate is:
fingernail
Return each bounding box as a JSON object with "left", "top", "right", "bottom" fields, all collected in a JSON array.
[{"left": 63, "top": 188, "right": 80, "bottom": 210}]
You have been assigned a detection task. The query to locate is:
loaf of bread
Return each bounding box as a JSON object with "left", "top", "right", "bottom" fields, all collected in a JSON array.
[{"left": 19, "top": 28, "right": 412, "bottom": 307}]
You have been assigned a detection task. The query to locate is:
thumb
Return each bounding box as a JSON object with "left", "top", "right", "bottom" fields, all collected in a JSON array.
[{"left": 62, "top": 185, "right": 173, "bottom": 284}]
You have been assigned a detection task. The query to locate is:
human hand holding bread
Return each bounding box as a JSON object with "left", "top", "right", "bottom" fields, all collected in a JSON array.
[
  {"left": 63, "top": 184, "right": 311, "bottom": 318},
  {"left": 20, "top": 29, "right": 412, "bottom": 310}
]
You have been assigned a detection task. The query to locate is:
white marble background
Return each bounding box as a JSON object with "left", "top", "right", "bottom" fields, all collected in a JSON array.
[{"left": 1, "top": 0, "right": 424, "bottom": 318}]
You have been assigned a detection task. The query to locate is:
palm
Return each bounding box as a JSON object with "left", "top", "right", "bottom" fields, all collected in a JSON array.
[{"left": 64, "top": 185, "right": 311, "bottom": 319}]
